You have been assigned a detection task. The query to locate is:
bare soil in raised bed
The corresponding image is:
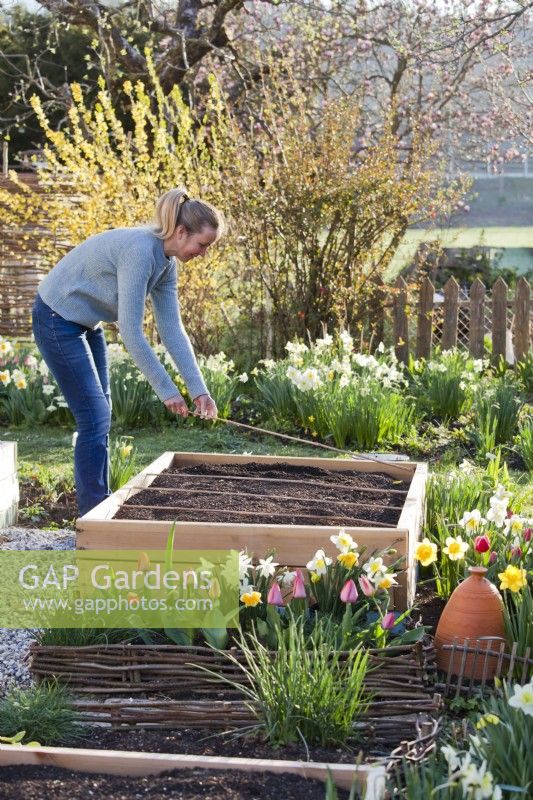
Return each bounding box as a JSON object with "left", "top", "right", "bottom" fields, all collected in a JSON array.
[
  {"left": 0, "top": 763, "right": 350, "bottom": 800},
  {"left": 79, "top": 726, "right": 364, "bottom": 766},
  {"left": 114, "top": 461, "right": 410, "bottom": 526}
]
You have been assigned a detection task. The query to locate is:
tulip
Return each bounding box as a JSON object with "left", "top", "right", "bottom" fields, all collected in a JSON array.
[
  {"left": 267, "top": 582, "right": 284, "bottom": 606},
  {"left": 359, "top": 575, "right": 375, "bottom": 597},
  {"left": 292, "top": 571, "right": 307, "bottom": 600},
  {"left": 208, "top": 578, "right": 221, "bottom": 600},
  {"left": 381, "top": 611, "right": 396, "bottom": 630},
  {"left": 340, "top": 579, "right": 358, "bottom": 604},
  {"left": 127, "top": 592, "right": 139, "bottom": 605},
  {"left": 488, "top": 551, "right": 498, "bottom": 565},
  {"left": 511, "top": 546, "right": 523, "bottom": 559},
  {"left": 474, "top": 535, "right": 490, "bottom": 553},
  {"left": 524, "top": 528, "right": 532, "bottom": 542}
]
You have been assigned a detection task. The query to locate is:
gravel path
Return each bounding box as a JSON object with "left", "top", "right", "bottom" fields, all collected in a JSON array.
[{"left": 0, "top": 527, "right": 75, "bottom": 696}]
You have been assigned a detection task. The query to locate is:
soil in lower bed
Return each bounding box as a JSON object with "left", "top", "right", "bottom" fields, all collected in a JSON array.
[
  {"left": 0, "top": 764, "right": 350, "bottom": 800},
  {"left": 114, "top": 461, "right": 410, "bottom": 526}
]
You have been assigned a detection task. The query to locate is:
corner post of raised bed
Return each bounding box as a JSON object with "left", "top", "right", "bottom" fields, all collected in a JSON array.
[{"left": 0, "top": 440, "right": 19, "bottom": 528}]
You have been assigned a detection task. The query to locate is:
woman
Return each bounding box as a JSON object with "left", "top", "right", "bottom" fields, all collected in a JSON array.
[{"left": 32, "top": 188, "right": 222, "bottom": 516}]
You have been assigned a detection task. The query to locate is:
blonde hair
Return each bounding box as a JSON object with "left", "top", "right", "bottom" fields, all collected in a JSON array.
[{"left": 153, "top": 187, "right": 226, "bottom": 240}]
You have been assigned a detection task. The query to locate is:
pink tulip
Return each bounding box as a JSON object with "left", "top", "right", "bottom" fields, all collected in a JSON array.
[
  {"left": 511, "top": 546, "right": 523, "bottom": 559},
  {"left": 340, "top": 579, "right": 358, "bottom": 604},
  {"left": 292, "top": 571, "right": 306, "bottom": 600},
  {"left": 474, "top": 534, "right": 490, "bottom": 553},
  {"left": 381, "top": 611, "right": 396, "bottom": 630},
  {"left": 359, "top": 575, "right": 375, "bottom": 597},
  {"left": 524, "top": 528, "right": 532, "bottom": 542},
  {"left": 488, "top": 551, "right": 498, "bottom": 565},
  {"left": 267, "top": 582, "right": 284, "bottom": 606}
]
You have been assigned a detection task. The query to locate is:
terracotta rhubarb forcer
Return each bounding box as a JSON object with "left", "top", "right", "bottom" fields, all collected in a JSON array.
[{"left": 435, "top": 566, "right": 505, "bottom": 680}]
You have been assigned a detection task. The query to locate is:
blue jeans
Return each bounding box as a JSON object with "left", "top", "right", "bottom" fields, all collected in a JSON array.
[{"left": 32, "top": 293, "right": 112, "bottom": 516}]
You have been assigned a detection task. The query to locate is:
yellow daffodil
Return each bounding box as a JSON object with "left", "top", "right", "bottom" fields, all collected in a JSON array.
[
  {"left": 337, "top": 551, "right": 358, "bottom": 568},
  {"left": 498, "top": 565, "right": 527, "bottom": 593},
  {"left": 240, "top": 590, "right": 262, "bottom": 607},
  {"left": 377, "top": 573, "right": 398, "bottom": 591},
  {"left": 310, "top": 572, "right": 321, "bottom": 584},
  {"left": 119, "top": 444, "right": 133, "bottom": 458},
  {"left": 414, "top": 538, "right": 438, "bottom": 566},
  {"left": 443, "top": 535, "right": 469, "bottom": 561}
]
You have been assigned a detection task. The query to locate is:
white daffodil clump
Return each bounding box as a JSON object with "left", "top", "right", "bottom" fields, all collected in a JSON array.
[{"left": 486, "top": 484, "right": 512, "bottom": 528}]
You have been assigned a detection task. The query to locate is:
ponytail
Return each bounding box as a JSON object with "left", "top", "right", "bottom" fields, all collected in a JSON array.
[{"left": 153, "top": 187, "right": 225, "bottom": 240}]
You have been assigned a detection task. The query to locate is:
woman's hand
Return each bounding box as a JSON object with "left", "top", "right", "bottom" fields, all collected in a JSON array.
[
  {"left": 164, "top": 393, "right": 189, "bottom": 417},
  {"left": 193, "top": 394, "right": 218, "bottom": 420}
]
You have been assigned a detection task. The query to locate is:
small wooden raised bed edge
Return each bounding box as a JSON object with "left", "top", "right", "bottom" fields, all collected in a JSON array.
[
  {"left": 0, "top": 743, "right": 387, "bottom": 798},
  {"left": 76, "top": 451, "right": 428, "bottom": 609}
]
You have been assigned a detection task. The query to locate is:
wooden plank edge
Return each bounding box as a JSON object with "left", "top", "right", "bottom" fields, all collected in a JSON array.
[
  {"left": 0, "top": 744, "right": 386, "bottom": 798},
  {"left": 171, "top": 450, "right": 416, "bottom": 481}
]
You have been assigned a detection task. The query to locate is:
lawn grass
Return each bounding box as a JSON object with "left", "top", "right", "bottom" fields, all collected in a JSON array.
[{"left": 2, "top": 420, "right": 335, "bottom": 486}]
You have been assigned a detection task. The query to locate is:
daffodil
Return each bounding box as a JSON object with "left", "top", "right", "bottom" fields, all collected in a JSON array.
[
  {"left": 508, "top": 681, "right": 533, "bottom": 716},
  {"left": 238, "top": 550, "right": 253, "bottom": 581},
  {"left": 414, "top": 538, "right": 438, "bottom": 566},
  {"left": 240, "top": 590, "right": 262, "bottom": 607},
  {"left": 498, "top": 564, "right": 527, "bottom": 593},
  {"left": 330, "top": 529, "right": 357, "bottom": 553},
  {"left": 443, "top": 535, "right": 469, "bottom": 561},
  {"left": 257, "top": 555, "right": 279, "bottom": 578},
  {"left": 337, "top": 551, "right": 358, "bottom": 568},
  {"left": 119, "top": 444, "right": 133, "bottom": 458},
  {"left": 306, "top": 549, "right": 332, "bottom": 575},
  {"left": 458, "top": 509, "right": 485, "bottom": 532},
  {"left": 376, "top": 572, "right": 398, "bottom": 591},
  {"left": 0, "top": 370, "right": 10, "bottom": 386},
  {"left": 14, "top": 376, "right": 27, "bottom": 390},
  {"left": 363, "top": 556, "right": 384, "bottom": 577}
]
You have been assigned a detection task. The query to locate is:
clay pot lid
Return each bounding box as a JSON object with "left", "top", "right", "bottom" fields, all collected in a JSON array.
[{"left": 468, "top": 566, "right": 488, "bottom": 577}]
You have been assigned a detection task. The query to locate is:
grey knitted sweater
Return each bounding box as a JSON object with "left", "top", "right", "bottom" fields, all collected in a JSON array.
[{"left": 38, "top": 227, "right": 208, "bottom": 402}]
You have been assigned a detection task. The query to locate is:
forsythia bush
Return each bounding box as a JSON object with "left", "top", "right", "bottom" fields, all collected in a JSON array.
[{"left": 0, "top": 53, "right": 240, "bottom": 352}]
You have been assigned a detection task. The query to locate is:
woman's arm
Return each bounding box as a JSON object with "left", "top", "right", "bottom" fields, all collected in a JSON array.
[
  {"left": 116, "top": 244, "right": 183, "bottom": 402},
  {"left": 150, "top": 261, "right": 209, "bottom": 401}
]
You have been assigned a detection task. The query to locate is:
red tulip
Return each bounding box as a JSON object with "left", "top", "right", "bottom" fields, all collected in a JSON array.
[
  {"left": 267, "top": 582, "right": 284, "bottom": 606},
  {"left": 511, "top": 546, "right": 523, "bottom": 559},
  {"left": 292, "top": 571, "right": 307, "bottom": 600},
  {"left": 474, "top": 535, "right": 490, "bottom": 553},
  {"left": 381, "top": 611, "right": 396, "bottom": 630},
  {"left": 340, "top": 579, "right": 358, "bottom": 604},
  {"left": 359, "top": 575, "right": 375, "bottom": 597},
  {"left": 524, "top": 528, "right": 532, "bottom": 542}
]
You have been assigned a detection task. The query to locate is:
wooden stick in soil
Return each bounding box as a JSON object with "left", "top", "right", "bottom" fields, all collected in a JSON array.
[
  {"left": 139, "top": 472, "right": 410, "bottom": 496},
  {"left": 119, "top": 503, "right": 398, "bottom": 527},
  {"left": 122, "top": 485, "right": 405, "bottom": 513}
]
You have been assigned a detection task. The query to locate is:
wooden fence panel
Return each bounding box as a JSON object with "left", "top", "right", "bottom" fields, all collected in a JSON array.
[
  {"left": 513, "top": 277, "right": 531, "bottom": 362},
  {"left": 442, "top": 278, "right": 459, "bottom": 349},
  {"left": 469, "top": 278, "right": 486, "bottom": 358},
  {"left": 393, "top": 276, "right": 409, "bottom": 364},
  {"left": 492, "top": 277, "right": 508, "bottom": 363},
  {"left": 416, "top": 276, "right": 434, "bottom": 359}
]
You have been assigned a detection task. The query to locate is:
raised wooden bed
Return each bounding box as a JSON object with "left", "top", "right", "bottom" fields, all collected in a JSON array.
[
  {"left": 77, "top": 451, "right": 427, "bottom": 609},
  {"left": 29, "top": 641, "right": 440, "bottom": 750},
  {"left": 0, "top": 440, "right": 18, "bottom": 529},
  {"left": 0, "top": 743, "right": 387, "bottom": 797}
]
